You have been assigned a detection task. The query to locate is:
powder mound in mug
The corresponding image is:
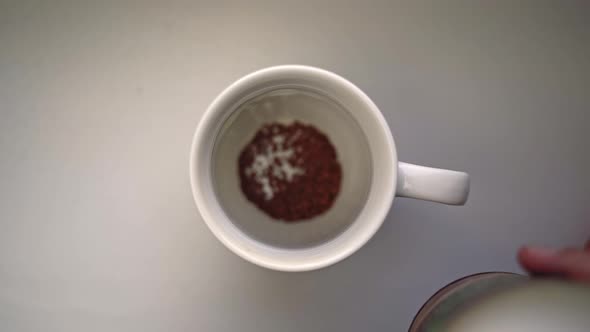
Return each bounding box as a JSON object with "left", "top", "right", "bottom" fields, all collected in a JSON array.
[{"left": 238, "top": 121, "right": 342, "bottom": 221}]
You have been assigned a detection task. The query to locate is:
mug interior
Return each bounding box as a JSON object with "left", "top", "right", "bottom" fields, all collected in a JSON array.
[
  {"left": 190, "top": 66, "right": 396, "bottom": 271},
  {"left": 212, "top": 87, "right": 372, "bottom": 248}
]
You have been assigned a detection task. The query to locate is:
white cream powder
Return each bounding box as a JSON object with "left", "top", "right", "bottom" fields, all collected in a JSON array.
[{"left": 244, "top": 134, "right": 305, "bottom": 200}]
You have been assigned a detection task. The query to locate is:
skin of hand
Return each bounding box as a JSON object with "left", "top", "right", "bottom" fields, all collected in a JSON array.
[{"left": 518, "top": 240, "right": 590, "bottom": 283}]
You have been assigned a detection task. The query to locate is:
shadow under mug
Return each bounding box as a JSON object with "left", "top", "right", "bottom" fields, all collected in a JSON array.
[{"left": 190, "top": 65, "right": 469, "bottom": 271}]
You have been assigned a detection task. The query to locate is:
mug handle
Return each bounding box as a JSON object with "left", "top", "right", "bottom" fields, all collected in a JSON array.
[{"left": 397, "top": 162, "right": 470, "bottom": 205}]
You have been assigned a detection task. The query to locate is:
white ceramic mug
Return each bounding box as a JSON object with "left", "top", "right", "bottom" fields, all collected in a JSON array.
[{"left": 190, "top": 65, "right": 469, "bottom": 271}]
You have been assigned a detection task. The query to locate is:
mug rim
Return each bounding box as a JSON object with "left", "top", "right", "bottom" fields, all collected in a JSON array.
[{"left": 190, "top": 65, "right": 397, "bottom": 271}]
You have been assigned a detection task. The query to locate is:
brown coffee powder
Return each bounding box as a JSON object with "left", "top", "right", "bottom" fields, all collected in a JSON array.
[{"left": 238, "top": 122, "right": 341, "bottom": 221}]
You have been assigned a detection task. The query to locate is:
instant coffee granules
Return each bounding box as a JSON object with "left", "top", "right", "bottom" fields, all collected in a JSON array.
[{"left": 238, "top": 121, "right": 342, "bottom": 221}]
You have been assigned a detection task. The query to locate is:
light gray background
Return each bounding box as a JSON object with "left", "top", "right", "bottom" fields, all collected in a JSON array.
[{"left": 1, "top": 1, "right": 589, "bottom": 331}]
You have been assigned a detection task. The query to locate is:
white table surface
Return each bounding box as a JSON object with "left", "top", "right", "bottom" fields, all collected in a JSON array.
[{"left": 1, "top": 1, "right": 589, "bottom": 331}]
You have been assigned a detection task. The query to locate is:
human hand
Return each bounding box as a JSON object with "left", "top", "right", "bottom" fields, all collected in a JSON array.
[{"left": 518, "top": 240, "right": 590, "bottom": 283}]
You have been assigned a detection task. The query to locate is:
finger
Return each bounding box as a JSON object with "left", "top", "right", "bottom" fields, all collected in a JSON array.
[
  {"left": 518, "top": 246, "right": 590, "bottom": 283},
  {"left": 518, "top": 246, "right": 561, "bottom": 274},
  {"left": 554, "top": 249, "right": 590, "bottom": 282}
]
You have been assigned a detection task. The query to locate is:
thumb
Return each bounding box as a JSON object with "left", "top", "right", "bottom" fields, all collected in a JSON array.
[{"left": 518, "top": 246, "right": 590, "bottom": 283}]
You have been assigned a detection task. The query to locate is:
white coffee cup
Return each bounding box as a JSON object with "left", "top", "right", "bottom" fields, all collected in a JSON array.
[{"left": 190, "top": 65, "right": 469, "bottom": 271}]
